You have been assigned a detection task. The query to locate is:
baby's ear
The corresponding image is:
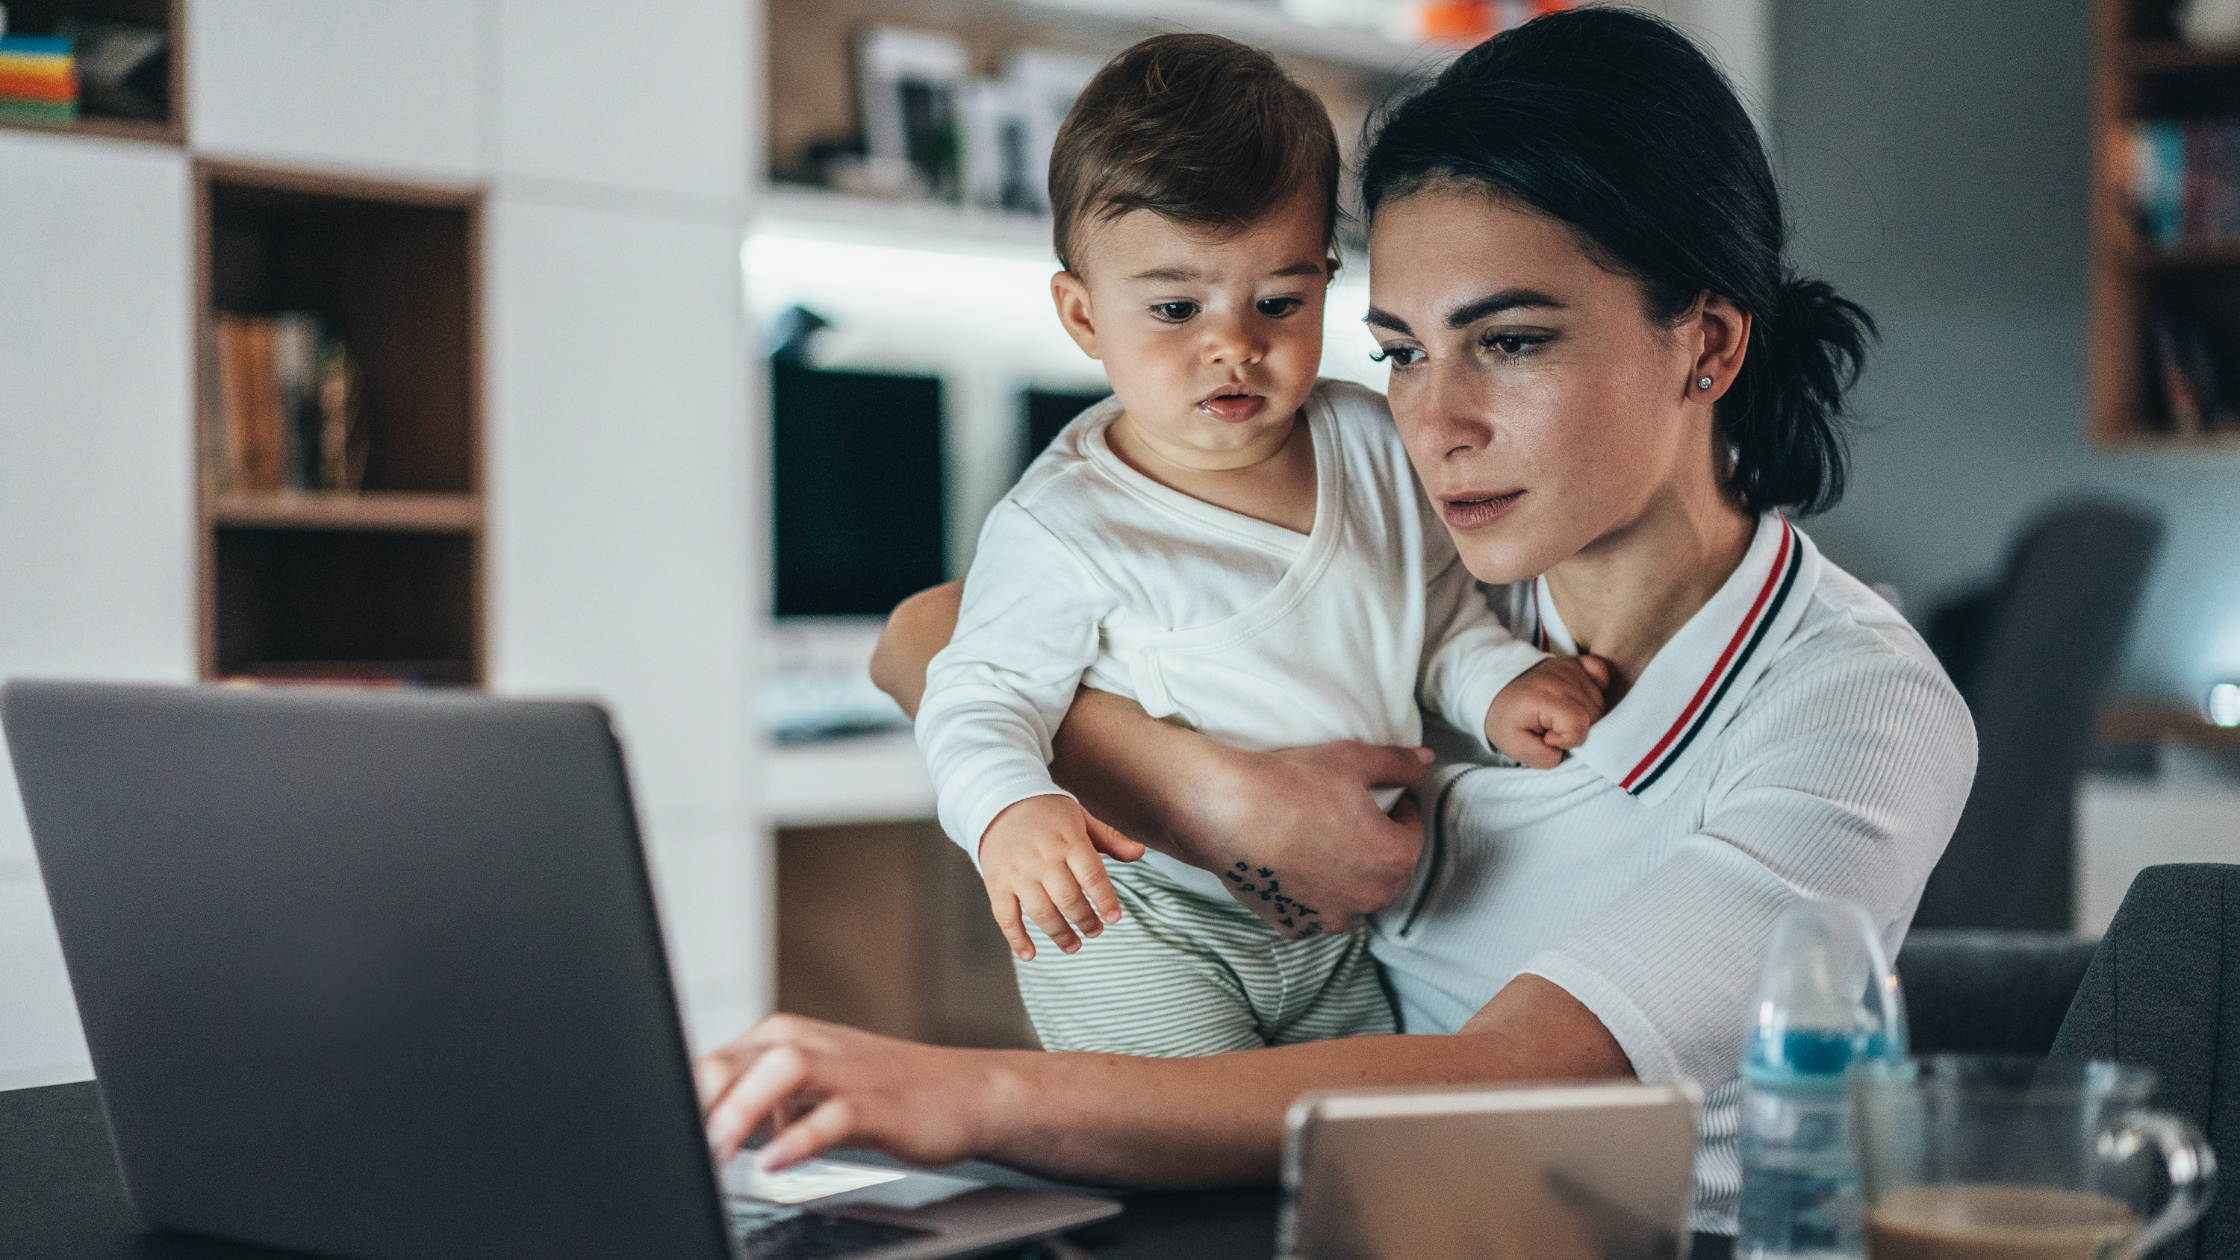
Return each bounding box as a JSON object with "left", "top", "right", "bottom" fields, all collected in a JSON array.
[{"left": 1050, "top": 270, "right": 1102, "bottom": 361}]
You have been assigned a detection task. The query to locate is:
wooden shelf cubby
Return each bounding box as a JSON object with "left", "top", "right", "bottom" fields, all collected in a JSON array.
[
  {"left": 2090, "top": 0, "right": 2240, "bottom": 447},
  {"left": 194, "top": 161, "right": 484, "bottom": 686},
  {"left": 0, "top": 0, "right": 181, "bottom": 144}
]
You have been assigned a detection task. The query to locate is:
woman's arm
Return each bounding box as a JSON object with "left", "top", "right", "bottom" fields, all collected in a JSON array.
[
  {"left": 697, "top": 973, "right": 1630, "bottom": 1188},
  {"left": 870, "top": 583, "right": 1431, "bottom": 932}
]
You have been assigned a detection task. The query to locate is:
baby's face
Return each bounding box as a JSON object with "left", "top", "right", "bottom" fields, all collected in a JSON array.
[{"left": 1053, "top": 192, "right": 1330, "bottom": 469}]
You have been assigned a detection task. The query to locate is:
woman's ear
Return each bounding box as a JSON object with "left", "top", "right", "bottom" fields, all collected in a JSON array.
[
  {"left": 1051, "top": 271, "right": 1102, "bottom": 361},
  {"left": 1688, "top": 292, "right": 1752, "bottom": 402}
]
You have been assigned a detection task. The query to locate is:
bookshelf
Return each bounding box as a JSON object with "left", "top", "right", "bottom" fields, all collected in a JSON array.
[
  {"left": 2090, "top": 0, "right": 2240, "bottom": 447},
  {"left": 194, "top": 161, "right": 484, "bottom": 686},
  {"left": 0, "top": 0, "right": 181, "bottom": 144}
]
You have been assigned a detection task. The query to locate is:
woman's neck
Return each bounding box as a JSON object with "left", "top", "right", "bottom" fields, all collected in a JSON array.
[{"left": 1542, "top": 488, "right": 1757, "bottom": 700}]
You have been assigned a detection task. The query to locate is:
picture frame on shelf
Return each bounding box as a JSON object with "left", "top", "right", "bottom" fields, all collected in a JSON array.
[
  {"left": 960, "top": 76, "right": 1037, "bottom": 214},
  {"left": 1002, "top": 49, "right": 1100, "bottom": 217},
  {"left": 858, "top": 26, "right": 970, "bottom": 203}
]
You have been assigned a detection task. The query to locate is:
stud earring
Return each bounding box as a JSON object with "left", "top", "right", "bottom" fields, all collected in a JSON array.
[{"left": 1696, "top": 376, "right": 1714, "bottom": 390}]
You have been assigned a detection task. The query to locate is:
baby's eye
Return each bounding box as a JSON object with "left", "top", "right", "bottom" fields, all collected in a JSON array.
[
  {"left": 1371, "top": 344, "right": 1423, "bottom": 367},
  {"left": 1257, "top": 296, "right": 1303, "bottom": 318},
  {"left": 1151, "top": 301, "right": 1199, "bottom": 323}
]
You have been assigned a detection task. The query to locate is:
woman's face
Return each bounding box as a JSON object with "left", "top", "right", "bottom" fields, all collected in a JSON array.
[{"left": 1367, "top": 184, "right": 1725, "bottom": 585}]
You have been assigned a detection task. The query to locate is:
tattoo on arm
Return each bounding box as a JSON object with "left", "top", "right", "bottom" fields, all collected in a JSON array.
[{"left": 1222, "top": 861, "right": 1324, "bottom": 939}]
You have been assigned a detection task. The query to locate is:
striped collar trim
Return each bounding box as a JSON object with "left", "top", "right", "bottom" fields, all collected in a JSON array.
[{"left": 1532, "top": 514, "right": 1819, "bottom": 803}]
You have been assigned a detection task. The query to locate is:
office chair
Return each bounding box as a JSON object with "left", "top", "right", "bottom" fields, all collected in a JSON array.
[
  {"left": 2051, "top": 863, "right": 2239, "bottom": 1260},
  {"left": 1913, "top": 499, "right": 2163, "bottom": 931},
  {"left": 1895, "top": 928, "right": 2099, "bottom": 1055}
]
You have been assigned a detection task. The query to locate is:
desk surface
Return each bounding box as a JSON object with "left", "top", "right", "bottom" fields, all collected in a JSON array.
[{"left": 1, "top": 1081, "right": 1277, "bottom": 1259}]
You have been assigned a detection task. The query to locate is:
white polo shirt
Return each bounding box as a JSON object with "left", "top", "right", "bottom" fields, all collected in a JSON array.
[{"left": 1367, "top": 513, "right": 1976, "bottom": 1235}]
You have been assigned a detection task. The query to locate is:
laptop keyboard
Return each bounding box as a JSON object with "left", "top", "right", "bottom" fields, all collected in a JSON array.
[{"left": 730, "top": 1200, "right": 938, "bottom": 1259}]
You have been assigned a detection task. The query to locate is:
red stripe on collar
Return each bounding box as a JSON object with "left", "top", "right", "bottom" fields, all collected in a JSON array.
[{"left": 1618, "top": 517, "right": 1796, "bottom": 792}]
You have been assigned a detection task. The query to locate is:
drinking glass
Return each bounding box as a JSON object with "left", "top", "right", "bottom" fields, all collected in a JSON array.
[{"left": 1852, "top": 1055, "right": 2215, "bottom": 1260}]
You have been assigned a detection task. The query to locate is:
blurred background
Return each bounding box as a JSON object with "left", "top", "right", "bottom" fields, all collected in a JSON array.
[{"left": 3, "top": 0, "right": 2238, "bottom": 1088}]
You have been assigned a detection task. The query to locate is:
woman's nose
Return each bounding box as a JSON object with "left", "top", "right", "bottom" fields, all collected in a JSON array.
[{"left": 1403, "top": 364, "right": 1491, "bottom": 460}]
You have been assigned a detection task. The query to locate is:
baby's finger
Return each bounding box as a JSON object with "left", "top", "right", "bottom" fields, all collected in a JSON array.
[
  {"left": 989, "top": 891, "right": 1036, "bottom": 962},
  {"left": 1577, "top": 654, "right": 1614, "bottom": 692},
  {"left": 1542, "top": 703, "right": 1594, "bottom": 751},
  {"left": 1069, "top": 850, "right": 1125, "bottom": 925},
  {"left": 1020, "top": 887, "right": 1082, "bottom": 955},
  {"left": 1044, "top": 868, "right": 1106, "bottom": 940},
  {"left": 1508, "top": 729, "right": 1563, "bottom": 769},
  {"left": 1084, "top": 814, "right": 1146, "bottom": 862}
]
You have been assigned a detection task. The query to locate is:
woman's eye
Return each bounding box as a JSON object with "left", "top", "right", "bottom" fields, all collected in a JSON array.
[
  {"left": 1370, "top": 345, "right": 1423, "bottom": 367},
  {"left": 1257, "top": 297, "right": 1303, "bottom": 318},
  {"left": 1484, "top": 333, "right": 1547, "bottom": 356},
  {"left": 1151, "top": 302, "right": 1199, "bottom": 323}
]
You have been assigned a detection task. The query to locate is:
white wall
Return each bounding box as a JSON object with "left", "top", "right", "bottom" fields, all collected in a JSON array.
[
  {"left": 485, "top": 0, "right": 764, "bottom": 1051},
  {"left": 0, "top": 0, "right": 770, "bottom": 1086},
  {"left": 0, "top": 132, "right": 195, "bottom": 1089}
]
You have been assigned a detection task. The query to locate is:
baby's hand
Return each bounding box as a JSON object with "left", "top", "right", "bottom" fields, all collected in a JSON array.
[
  {"left": 1485, "top": 655, "right": 1613, "bottom": 769},
  {"left": 978, "top": 794, "right": 1147, "bottom": 961}
]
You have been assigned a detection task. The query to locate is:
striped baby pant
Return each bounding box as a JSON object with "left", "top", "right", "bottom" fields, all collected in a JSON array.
[{"left": 1013, "top": 858, "right": 1397, "bottom": 1056}]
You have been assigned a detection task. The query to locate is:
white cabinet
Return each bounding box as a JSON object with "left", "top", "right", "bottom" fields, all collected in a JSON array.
[
  {"left": 486, "top": 192, "right": 765, "bottom": 1048},
  {"left": 0, "top": 132, "right": 196, "bottom": 1088},
  {"left": 493, "top": 0, "right": 750, "bottom": 202},
  {"left": 188, "top": 0, "right": 484, "bottom": 178}
]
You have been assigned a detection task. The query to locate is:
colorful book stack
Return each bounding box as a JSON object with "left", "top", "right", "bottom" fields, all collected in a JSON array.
[
  {"left": 2128, "top": 117, "right": 2240, "bottom": 251},
  {"left": 0, "top": 34, "right": 77, "bottom": 127}
]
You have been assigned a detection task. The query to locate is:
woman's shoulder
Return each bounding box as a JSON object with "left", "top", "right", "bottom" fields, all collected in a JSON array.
[{"left": 1736, "top": 545, "right": 1974, "bottom": 759}]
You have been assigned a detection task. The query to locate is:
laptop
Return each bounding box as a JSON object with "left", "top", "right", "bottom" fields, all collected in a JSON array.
[
  {"left": 1280, "top": 1080, "right": 1701, "bottom": 1260},
  {"left": 1, "top": 680, "right": 1118, "bottom": 1260}
]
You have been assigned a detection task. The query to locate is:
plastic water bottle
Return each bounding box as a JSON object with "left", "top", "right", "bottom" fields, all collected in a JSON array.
[{"left": 1736, "top": 898, "right": 1907, "bottom": 1260}]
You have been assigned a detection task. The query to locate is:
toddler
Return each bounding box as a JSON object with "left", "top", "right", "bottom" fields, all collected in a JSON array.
[{"left": 916, "top": 33, "right": 1604, "bottom": 1056}]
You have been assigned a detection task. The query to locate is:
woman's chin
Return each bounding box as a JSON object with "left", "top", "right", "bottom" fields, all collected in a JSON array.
[{"left": 1445, "top": 510, "right": 1568, "bottom": 585}]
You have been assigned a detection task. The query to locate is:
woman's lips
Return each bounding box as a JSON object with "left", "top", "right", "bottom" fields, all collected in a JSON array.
[
  {"left": 1197, "top": 389, "right": 1266, "bottom": 423},
  {"left": 1440, "top": 489, "right": 1524, "bottom": 530}
]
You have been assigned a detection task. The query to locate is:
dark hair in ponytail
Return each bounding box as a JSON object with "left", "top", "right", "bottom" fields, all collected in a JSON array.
[{"left": 1359, "top": 7, "right": 1872, "bottom": 515}]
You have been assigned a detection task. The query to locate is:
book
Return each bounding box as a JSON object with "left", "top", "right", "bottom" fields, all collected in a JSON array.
[
  {"left": 0, "top": 34, "right": 73, "bottom": 55},
  {"left": 316, "top": 340, "right": 365, "bottom": 492},
  {"left": 217, "top": 316, "right": 283, "bottom": 491},
  {"left": 0, "top": 98, "right": 72, "bottom": 124},
  {"left": 2152, "top": 314, "right": 2203, "bottom": 435},
  {"left": 212, "top": 312, "right": 364, "bottom": 493},
  {"left": 0, "top": 67, "right": 75, "bottom": 100}
]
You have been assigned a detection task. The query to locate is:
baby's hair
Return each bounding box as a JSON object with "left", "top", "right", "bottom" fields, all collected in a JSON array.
[{"left": 1048, "top": 33, "right": 1340, "bottom": 274}]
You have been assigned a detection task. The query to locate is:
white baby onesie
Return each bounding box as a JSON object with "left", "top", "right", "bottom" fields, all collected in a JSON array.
[{"left": 916, "top": 378, "right": 1545, "bottom": 902}]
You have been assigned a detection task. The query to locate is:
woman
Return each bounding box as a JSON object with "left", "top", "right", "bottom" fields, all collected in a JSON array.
[{"left": 698, "top": 9, "right": 1974, "bottom": 1240}]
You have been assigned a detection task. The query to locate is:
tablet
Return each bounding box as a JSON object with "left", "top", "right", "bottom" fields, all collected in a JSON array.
[{"left": 1279, "top": 1080, "right": 1701, "bottom": 1260}]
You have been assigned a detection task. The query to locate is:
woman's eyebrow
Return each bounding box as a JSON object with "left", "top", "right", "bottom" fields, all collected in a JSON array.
[
  {"left": 1364, "top": 287, "right": 1567, "bottom": 336},
  {"left": 1364, "top": 307, "right": 1412, "bottom": 334},
  {"left": 1445, "top": 288, "right": 1566, "bottom": 328}
]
